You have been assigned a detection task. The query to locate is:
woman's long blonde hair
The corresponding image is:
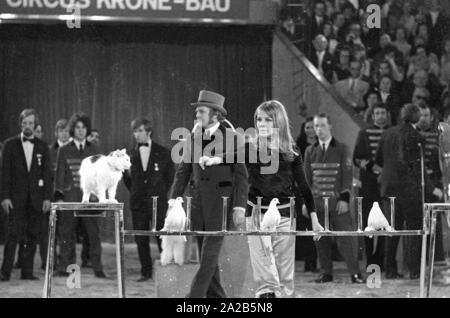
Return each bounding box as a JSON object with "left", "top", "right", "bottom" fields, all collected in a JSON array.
[{"left": 253, "top": 100, "right": 298, "bottom": 158}]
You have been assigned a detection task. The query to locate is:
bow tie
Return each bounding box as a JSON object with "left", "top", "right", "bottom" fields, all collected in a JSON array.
[
  {"left": 22, "top": 137, "right": 35, "bottom": 144},
  {"left": 138, "top": 142, "right": 149, "bottom": 148}
]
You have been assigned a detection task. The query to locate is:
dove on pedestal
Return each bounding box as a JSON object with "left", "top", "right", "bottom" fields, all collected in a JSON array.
[
  {"left": 161, "top": 197, "right": 187, "bottom": 266},
  {"left": 364, "top": 202, "right": 392, "bottom": 232}
]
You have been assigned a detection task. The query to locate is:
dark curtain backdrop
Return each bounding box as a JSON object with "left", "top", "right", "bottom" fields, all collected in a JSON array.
[
  {"left": 0, "top": 24, "right": 272, "bottom": 147},
  {"left": 0, "top": 23, "right": 272, "bottom": 241}
]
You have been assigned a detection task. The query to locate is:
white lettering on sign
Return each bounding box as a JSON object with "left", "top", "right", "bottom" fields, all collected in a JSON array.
[
  {"left": 6, "top": 0, "right": 23, "bottom": 8},
  {"left": 201, "top": 0, "right": 215, "bottom": 11},
  {"left": 97, "top": 0, "right": 173, "bottom": 10},
  {"left": 186, "top": 0, "right": 199, "bottom": 11},
  {"left": 43, "top": 0, "right": 59, "bottom": 9},
  {"left": 61, "top": 0, "right": 76, "bottom": 9},
  {"left": 125, "top": 0, "right": 140, "bottom": 10},
  {"left": 97, "top": 0, "right": 109, "bottom": 9},
  {"left": 186, "top": 0, "right": 229, "bottom": 11},
  {"left": 159, "top": 0, "right": 171, "bottom": 10},
  {"left": 5, "top": 0, "right": 232, "bottom": 12},
  {"left": 29, "top": 0, "right": 44, "bottom": 7},
  {"left": 216, "top": 0, "right": 229, "bottom": 12},
  {"left": 111, "top": 0, "right": 126, "bottom": 9}
]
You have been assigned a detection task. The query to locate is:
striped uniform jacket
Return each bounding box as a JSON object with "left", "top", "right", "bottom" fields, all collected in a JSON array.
[
  {"left": 353, "top": 125, "right": 388, "bottom": 181},
  {"left": 304, "top": 137, "right": 353, "bottom": 206},
  {"left": 419, "top": 127, "right": 441, "bottom": 187},
  {"left": 54, "top": 140, "right": 98, "bottom": 202}
]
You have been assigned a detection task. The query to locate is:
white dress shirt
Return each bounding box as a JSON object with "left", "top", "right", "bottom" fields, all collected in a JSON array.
[
  {"left": 380, "top": 91, "right": 390, "bottom": 103},
  {"left": 139, "top": 139, "right": 151, "bottom": 171},
  {"left": 315, "top": 16, "right": 323, "bottom": 25},
  {"left": 349, "top": 78, "right": 358, "bottom": 91},
  {"left": 21, "top": 132, "right": 34, "bottom": 172},
  {"left": 74, "top": 139, "right": 86, "bottom": 152},
  {"left": 430, "top": 11, "right": 439, "bottom": 27},
  {"left": 320, "top": 136, "right": 332, "bottom": 152},
  {"left": 205, "top": 122, "right": 220, "bottom": 137},
  {"left": 58, "top": 137, "right": 72, "bottom": 148}
]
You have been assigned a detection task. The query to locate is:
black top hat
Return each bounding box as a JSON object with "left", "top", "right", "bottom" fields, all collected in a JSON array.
[{"left": 191, "top": 90, "right": 227, "bottom": 116}]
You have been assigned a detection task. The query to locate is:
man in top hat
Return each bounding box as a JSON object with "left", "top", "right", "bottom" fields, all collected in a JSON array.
[{"left": 169, "top": 90, "right": 249, "bottom": 298}]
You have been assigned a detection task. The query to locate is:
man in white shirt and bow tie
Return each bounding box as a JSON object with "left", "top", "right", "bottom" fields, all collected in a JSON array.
[
  {"left": 122, "top": 118, "right": 174, "bottom": 282},
  {"left": 1, "top": 109, "right": 52, "bottom": 281}
]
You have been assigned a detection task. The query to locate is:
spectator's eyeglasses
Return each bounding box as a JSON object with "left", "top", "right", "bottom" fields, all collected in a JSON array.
[{"left": 415, "top": 95, "right": 428, "bottom": 100}]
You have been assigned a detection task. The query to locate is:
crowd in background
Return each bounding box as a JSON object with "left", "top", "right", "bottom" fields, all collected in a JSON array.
[{"left": 282, "top": 0, "right": 450, "bottom": 125}]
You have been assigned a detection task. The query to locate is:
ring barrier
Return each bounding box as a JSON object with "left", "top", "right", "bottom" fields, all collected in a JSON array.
[{"left": 43, "top": 195, "right": 438, "bottom": 298}]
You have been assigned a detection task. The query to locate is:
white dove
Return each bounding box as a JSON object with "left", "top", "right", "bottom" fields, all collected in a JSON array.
[
  {"left": 364, "top": 202, "right": 392, "bottom": 232},
  {"left": 260, "top": 198, "right": 281, "bottom": 258},
  {"left": 160, "top": 197, "right": 187, "bottom": 266},
  {"left": 261, "top": 198, "right": 281, "bottom": 232}
]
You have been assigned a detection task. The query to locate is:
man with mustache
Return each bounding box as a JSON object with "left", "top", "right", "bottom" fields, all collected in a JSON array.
[{"left": 0, "top": 109, "right": 52, "bottom": 281}]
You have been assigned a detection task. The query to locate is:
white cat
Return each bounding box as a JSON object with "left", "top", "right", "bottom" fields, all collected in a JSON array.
[{"left": 79, "top": 149, "right": 131, "bottom": 203}]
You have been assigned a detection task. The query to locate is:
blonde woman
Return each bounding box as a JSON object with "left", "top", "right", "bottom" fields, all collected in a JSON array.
[{"left": 209, "top": 100, "right": 322, "bottom": 297}]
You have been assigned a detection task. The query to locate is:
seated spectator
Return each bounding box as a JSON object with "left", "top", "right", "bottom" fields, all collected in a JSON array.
[
  {"left": 322, "top": 22, "right": 339, "bottom": 55},
  {"left": 370, "top": 59, "right": 403, "bottom": 91},
  {"left": 324, "top": 0, "right": 335, "bottom": 18},
  {"left": 334, "top": 59, "right": 370, "bottom": 112},
  {"left": 333, "top": 45, "right": 352, "bottom": 82},
  {"left": 310, "top": 34, "right": 335, "bottom": 83},
  {"left": 384, "top": 11, "right": 402, "bottom": 41},
  {"left": 412, "top": 87, "right": 431, "bottom": 110},
  {"left": 345, "top": 21, "right": 365, "bottom": 49},
  {"left": 381, "top": 0, "right": 401, "bottom": 20},
  {"left": 377, "top": 75, "right": 402, "bottom": 125},
  {"left": 332, "top": 11, "right": 347, "bottom": 42},
  {"left": 353, "top": 44, "right": 371, "bottom": 82},
  {"left": 392, "top": 26, "right": 412, "bottom": 62},
  {"left": 370, "top": 35, "right": 405, "bottom": 82},
  {"left": 402, "top": 68, "right": 442, "bottom": 111},
  {"left": 425, "top": 0, "right": 449, "bottom": 57},
  {"left": 341, "top": 1, "right": 357, "bottom": 23},
  {"left": 407, "top": 44, "right": 440, "bottom": 78},
  {"left": 415, "top": 23, "right": 431, "bottom": 52},
  {"left": 399, "top": 1, "right": 417, "bottom": 38},
  {"left": 307, "top": 1, "right": 330, "bottom": 44},
  {"left": 440, "top": 37, "right": 450, "bottom": 68}
]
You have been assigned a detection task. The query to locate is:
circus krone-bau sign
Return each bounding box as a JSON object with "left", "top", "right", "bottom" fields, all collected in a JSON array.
[{"left": 0, "top": 0, "right": 277, "bottom": 24}]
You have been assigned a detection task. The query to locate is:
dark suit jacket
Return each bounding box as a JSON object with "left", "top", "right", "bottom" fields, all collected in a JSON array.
[
  {"left": 123, "top": 141, "right": 174, "bottom": 212},
  {"left": 169, "top": 123, "right": 249, "bottom": 231},
  {"left": 1, "top": 135, "right": 52, "bottom": 211},
  {"left": 380, "top": 93, "right": 401, "bottom": 126},
  {"left": 375, "top": 124, "right": 435, "bottom": 198},
  {"left": 425, "top": 13, "right": 450, "bottom": 56},
  {"left": 306, "top": 15, "right": 330, "bottom": 39},
  {"left": 309, "top": 50, "right": 335, "bottom": 83},
  {"left": 54, "top": 140, "right": 98, "bottom": 202}
]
